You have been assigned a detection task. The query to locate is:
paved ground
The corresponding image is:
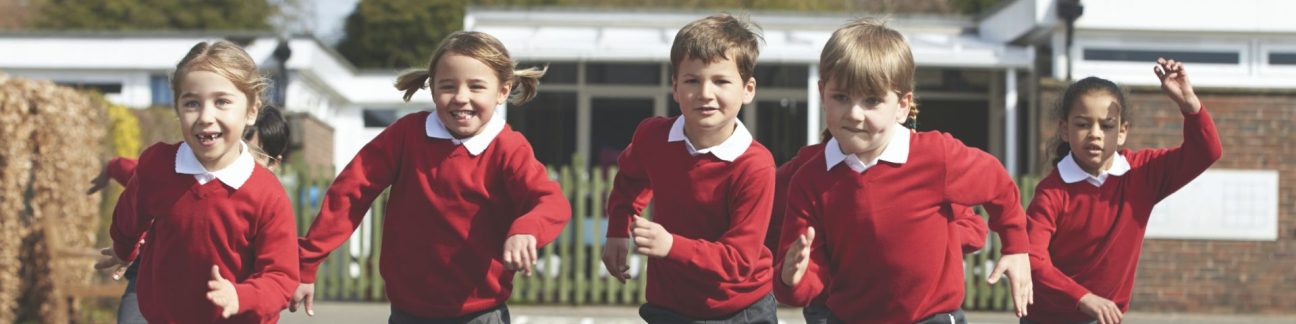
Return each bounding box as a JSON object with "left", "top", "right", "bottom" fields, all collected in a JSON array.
[{"left": 279, "top": 302, "right": 1296, "bottom": 324}]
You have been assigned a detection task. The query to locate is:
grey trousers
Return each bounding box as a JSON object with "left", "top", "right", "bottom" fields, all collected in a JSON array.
[{"left": 639, "top": 293, "right": 777, "bottom": 324}]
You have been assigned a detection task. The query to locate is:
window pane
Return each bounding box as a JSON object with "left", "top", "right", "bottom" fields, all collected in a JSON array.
[
  {"left": 591, "top": 98, "right": 654, "bottom": 168},
  {"left": 755, "top": 99, "right": 808, "bottom": 165},
  {"left": 587, "top": 63, "right": 661, "bottom": 85},
  {"left": 1269, "top": 53, "right": 1296, "bottom": 65},
  {"left": 913, "top": 99, "right": 989, "bottom": 151},
  {"left": 362, "top": 109, "right": 398, "bottom": 128},
  {"left": 754, "top": 64, "right": 809, "bottom": 88},
  {"left": 508, "top": 92, "right": 577, "bottom": 165},
  {"left": 150, "top": 74, "right": 173, "bottom": 107},
  {"left": 1083, "top": 49, "right": 1239, "bottom": 64}
]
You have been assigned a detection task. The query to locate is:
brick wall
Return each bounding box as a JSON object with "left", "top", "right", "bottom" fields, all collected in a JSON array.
[
  {"left": 1036, "top": 79, "right": 1296, "bottom": 314},
  {"left": 286, "top": 112, "right": 334, "bottom": 172}
]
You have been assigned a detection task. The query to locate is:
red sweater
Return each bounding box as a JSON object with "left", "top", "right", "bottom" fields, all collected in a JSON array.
[
  {"left": 107, "top": 157, "right": 139, "bottom": 185},
  {"left": 606, "top": 116, "right": 776, "bottom": 318},
  {"left": 1025, "top": 108, "right": 1221, "bottom": 323},
  {"left": 769, "top": 144, "right": 988, "bottom": 255},
  {"left": 773, "top": 131, "right": 1028, "bottom": 323},
  {"left": 298, "top": 111, "right": 570, "bottom": 318},
  {"left": 110, "top": 142, "right": 299, "bottom": 323}
]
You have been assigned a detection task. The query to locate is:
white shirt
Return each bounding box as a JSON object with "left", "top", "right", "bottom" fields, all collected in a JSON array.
[
  {"left": 666, "top": 116, "right": 754, "bottom": 162},
  {"left": 175, "top": 141, "right": 256, "bottom": 189},
  {"left": 824, "top": 125, "right": 911, "bottom": 173},
  {"left": 1057, "top": 152, "right": 1131, "bottom": 187},
  {"left": 425, "top": 110, "right": 506, "bottom": 156}
]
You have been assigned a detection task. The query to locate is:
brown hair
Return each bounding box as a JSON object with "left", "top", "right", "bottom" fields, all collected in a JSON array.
[
  {"left": 172, "top": 40, "right": 269, "bottom": 112},
  {"left": 670, "top": 13, "right": 763, "bottom": 82},
  {"left": 395, "top": 31, "right": 545, "bottom": 105},
  {"left": 819, "top": 18, "right": 919, "bottom": 123}
]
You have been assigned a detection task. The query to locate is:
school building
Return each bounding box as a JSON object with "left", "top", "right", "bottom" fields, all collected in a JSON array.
[{"left": 0, "top": 0, "right": 1289, "bottom": 314}]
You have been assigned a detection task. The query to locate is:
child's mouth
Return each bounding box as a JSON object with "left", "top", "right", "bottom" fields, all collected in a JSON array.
[
  {"left": 449, "top": 110, "right": 477, "bottom": 120},
  {"left": 196, "top": 132, "right": 223, "bottom": 146}
]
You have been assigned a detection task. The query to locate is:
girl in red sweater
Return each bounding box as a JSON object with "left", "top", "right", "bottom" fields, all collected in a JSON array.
[
  {"left": 1023, "top": 59, "right": 1222, "bottom": 324},
  {"left": 290, "top": 31, "right": 571, "bottom": 323},
  {"left": 104, "top": 41, "right": 300, "bottom": 323}
]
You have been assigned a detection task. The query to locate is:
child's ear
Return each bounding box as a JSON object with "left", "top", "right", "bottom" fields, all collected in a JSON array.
[
  {"left": 246, "top": 102, "right": 260, "bottom": 127},
  {"left": 1058, "top": 120, "right": 1070, "bottom": 144},
  {"left": 497, "top": 82, "right": 512, "bottom": 105},
  {"left": 895, "top": 92, "right": 914, "bottom": 124},
  {"left": 1116, "top": 121, "right": 1130, "bottom": 146},
  {"left": 742, "top": 77, "right": 756, "bottom": 104}
]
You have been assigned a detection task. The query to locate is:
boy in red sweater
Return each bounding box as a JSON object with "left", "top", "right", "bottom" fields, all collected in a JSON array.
[
  {"left": 770, "top": 132, "right": 990, "bottom": 324},
  {"left": 774, "top": 19, "right": 1034, "bottom": 323},
  {"left": 290, "top": 31, "right": 570, "bottom": 323},
  {"left": 1023, "top": 59, "right": 1222, "bottom": 324},
  {"left": 601, "top": 13, "right": 777, "bottom": 323},
  {"left": 104, "top": 41, "right": 299, "bottom": 323}
]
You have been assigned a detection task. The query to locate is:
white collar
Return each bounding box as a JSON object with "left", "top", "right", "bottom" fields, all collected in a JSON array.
[
  {"left": 425, "top": 110, "right": 506, "bottom": 156},
  {"left": 666, "top": 116, "right": 753, "bottom": 162},
  {"left": 1057, "top": 152, "right": 1131, "bottom": 187},
  {"left": 824, "top": 125, "right": 910, "bottom": 173},
  {"left": 175, "top": 141, "right": 256, "bottom": 189}
]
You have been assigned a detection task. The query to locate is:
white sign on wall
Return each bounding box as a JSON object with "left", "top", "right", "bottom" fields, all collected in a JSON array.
[{"left": 1146, "top": 169, "right": 1280, "bottom": 241}]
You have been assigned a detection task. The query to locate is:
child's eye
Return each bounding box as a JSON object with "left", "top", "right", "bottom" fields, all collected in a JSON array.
[
  {"left": 181, "top": 100, "right": 200, "bottom": 109},
  {"left": 831, "top": 94, "right": 849, "bottom": 103},
  {"left": 1101, "top": 123, "right": 1116, "bottom": 130},
  {"left": 864, "top": 97, "right": 883, "bottom": 106},
  {"left": 682, "top": 79, "right": 699, "bottom": 84}
]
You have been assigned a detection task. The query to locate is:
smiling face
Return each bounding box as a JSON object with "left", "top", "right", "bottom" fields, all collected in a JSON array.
[
  {"left": 671, "top": 54, "right": 756, "bottom": 133},
  {"left": 820, "top": 77, "right": 911, "bottom": 161},
  {"left": 1061, "top": 92, "right": 1129, "bottom": 175},
  {"left": 175, "top": 70, "right": 257, "bottom": 171},
  {"left": 431, "top": 54, "right": 510, "bottom": 138}
]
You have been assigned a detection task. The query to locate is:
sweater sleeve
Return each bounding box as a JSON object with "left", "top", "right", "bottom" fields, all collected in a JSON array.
[
  {"left": 109, "top": 146, "right": 163, "bottom": 262},
  {"left": 297, "top": 115, "right": 407, "bottom": 283},
  {"left": 1139, "top": 107, "right": 1224, "bottom": 206},
  {"left": 939, "top": 133, "right": 1029, "bottom": 254},
  {"left": 234, "top": 189, "right": 301, "bottom": 318},
  {"left": 772, "top": 173, "right": 829, "bottom": 306},
  {"left": 107, "top": 157, "right": 139, "bottom": 186},
  {"left": 605, "top": 120, "right": 655, "bottom": 238},
  {"left": 501, "top": 138, "right": 572, "bottom": 247},
  {"left": 1027, "top": 184, "right": 1092, "bottom": 305},
  {"left": 110, "top": 169, "right": 146, "bottom": 262},
  {"left": 950, "top": 205, "right": 989, "bottom": 254},
  {"left": 662, "top": 161, "right": 776, "bottom": 283}
]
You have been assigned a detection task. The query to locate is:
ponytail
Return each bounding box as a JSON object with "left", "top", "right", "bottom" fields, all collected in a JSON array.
[
  {"left": 395, "top": 69, "right": 431, "bottom": 103},
  {"left": 509, "top": 65, "right": 547, "bottom": 105}
]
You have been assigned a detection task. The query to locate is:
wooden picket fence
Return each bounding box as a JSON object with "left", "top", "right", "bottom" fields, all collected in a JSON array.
[{"left": 285, "top": 155, "right": 1037, "bottom": 311}]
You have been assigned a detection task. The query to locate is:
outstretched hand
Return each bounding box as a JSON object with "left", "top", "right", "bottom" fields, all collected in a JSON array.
[{"left": 1154, "top": 57, "right": 1201, "bottom": 114}]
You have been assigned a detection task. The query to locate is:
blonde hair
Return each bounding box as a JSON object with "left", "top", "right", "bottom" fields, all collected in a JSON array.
[
  {"left": 670, "top": 13, "right": 763, "bottom": 82},
  {"left": 820, "top": 18, "right": 919, "bottom": 123},
  {"left": 171, "top": 41, "right": 269, "bottom": 112},
  {"left": 395, "top": 31, "right": 545, "bottom": 105}
]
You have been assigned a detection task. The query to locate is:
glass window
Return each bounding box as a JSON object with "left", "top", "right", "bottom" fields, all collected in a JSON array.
[
  {"left": 1083, "top": 48, "right": 1240, "bottom": 64},
  {"left": 362, "top": 109, "right": 398, "bottom": 128},
  {"left": 590, "top": 98, "right": 654, "bottom": 168},
  {"left": 755, "top": 99, "right": 808, "bottom": 165},
  {"left": 586, "top": 63, "right": 661, "bottom": 85},
  {"left": 1269, "top": 52, "right": 1296, "bottom": 65},
  {"left": 754, "top": 64, "right": 809, "bottom": 88},
  {"left": 507, "top": 92, "right": 578, "bottom": 165},
  {"left": 150, "top": 74, "right": 173, "bottom": 107}
]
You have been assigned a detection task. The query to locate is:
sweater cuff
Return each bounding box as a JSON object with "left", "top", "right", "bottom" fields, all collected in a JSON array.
[
  {"left": 233, "top": 282, "right": 259, "bottom": 317},
  {"left": 662, "top": 234, "right": 696, "bottom": 263},
  {"left": 507, "top": 217, "right": 543, "bottom": 238},
  {"left": 997, "top": 229, "right": 1031, "bottom": 255},
  {"left": 300, "top": 263, "right": 319, "bottom": 284}
]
